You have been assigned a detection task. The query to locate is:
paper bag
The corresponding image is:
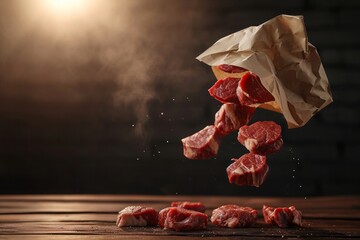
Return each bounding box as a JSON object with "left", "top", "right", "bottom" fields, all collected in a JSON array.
[{"left": 196, "top": 14, "right": 333, "bottom": 128}]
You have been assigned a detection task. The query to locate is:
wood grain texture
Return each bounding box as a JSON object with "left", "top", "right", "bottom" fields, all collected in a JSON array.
[{"left": 0, "top": 195, "right": 359, "bottom": 239}]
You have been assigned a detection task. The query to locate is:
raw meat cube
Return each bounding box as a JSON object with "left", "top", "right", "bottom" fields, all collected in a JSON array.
[
  {"left": 238, "top": 121, "right": 283, "bottom": 155},
  {"left": 208, "top": 77, "right": 241, "bottom": 103},
  {"left": 263, "top": 205, "right": 302, "bottom": 228},
  {"left": 181, "top": 125, "right": 221, "bottom": 160},
  {"left": 236, "top": 71, "right": 275, "bottom": 105},
  {"left": 218, "top": 64, "right": 247, "bottom": 73},
  {"left": 116, "top": 206, "right": 158, "bottom": 227},
  {"left": 289, "top": 206, "right": 302, "bottom": 226},
  {"left": 214, "top": 103, "right": 255, "bottom": 136},
  {"left": 226, "top": 153, "right": 269, "bottom": 187},
  {"left": 171, "top": 201, "right": 206, "bottom": 213},
  {"left": 159, "top": 207, "right": 208, "bottom": 231},
  {"left": 211, "top": 205, "right": 257, "bottom": 228}
]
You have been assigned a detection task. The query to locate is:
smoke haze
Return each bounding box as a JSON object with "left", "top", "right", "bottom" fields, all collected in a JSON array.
[{"left": 0, "top": 0, "right": 188, "bottom": 136}]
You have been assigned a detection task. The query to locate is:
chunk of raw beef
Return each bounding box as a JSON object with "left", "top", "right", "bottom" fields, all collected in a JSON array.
[
  {"left": 171, "top": 201, "right": 206, "bottom": 213},
  {"left": 263, "top": 205, "right": 302, "bottom": 228},
  {"left": 211, "top": 205, "right": 257, "bottom": 228},
  {"left": 214, "top": 103, "right": 255, "bottom": 136},
  {"left": 289, "top": 206, "right": 302, "bottom": 226},
  {"left": 208, "top": 77, "right": 241, "bottom": 103},
  {"left": 238, "top": 121, "right": 283, "bottom": 155},
  {"left": 181, "top": 125, "right": 221, "bottom": 160},
  {"left": 236, "top": 72, "right": 275, "bottom": 105},
  {"left": 159, "top": 207, "right": 208, "bottom": 231},
  {"left": 218, "top": 64, "right": 247, "bottom": 73},
  {"left": 116, "top": 206, "right": 158, "bottom": 227},
  {"left": 226, "top": 153, "right": 269, "bottom": 187}
]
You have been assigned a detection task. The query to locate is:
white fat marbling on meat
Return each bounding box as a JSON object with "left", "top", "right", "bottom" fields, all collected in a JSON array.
[
  {"left": 236, "top": 85, "right": 249, "bottom": 98},
  {"left": 116, "top": 215, "right": 147, "bottom": 227},
  {"left": 234, "top": 160, "right": 256, "bottom": 175},
  {"left": 116, "top": 206, "right": 148, "bottom": 227},
  {"left": 207, "top": 136, "right": 219, "bottom": 152},
  {"left": 225, "top": 217, "right": 238, "bottom": 228},
  {"left": 244, "top": 138, "right": 257, "bottom": 151},
  {"left": 233, "top": 167, "right": 244, "bottom": 175},
  {"left": 289, "top": 206, "right": 302, "bottom": 226},
  {"left": 224, "top": 104, "right": 240, "bottom": 127},
  {"left": 183, "top": 147, "right": 197, "bottom": 159},
  {"left": 254, "top": 164, "right": 268, "bottom": 187}
]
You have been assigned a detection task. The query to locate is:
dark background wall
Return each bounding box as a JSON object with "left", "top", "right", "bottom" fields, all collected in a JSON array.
[{"left": 0, "top": 0, "right": 359, "bottom": 196}]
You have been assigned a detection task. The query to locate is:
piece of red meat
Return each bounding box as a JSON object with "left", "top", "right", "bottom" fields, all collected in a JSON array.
[
  {"left": 181, "top": 125, "right": 221, "bottom": 160},
  {"left": 171, "top": 201, "right": 206, "bottom": 213},
  {"left": 208, "top": 77, "right": 241, "bottom": 103},
  {"left": 226, "top": 153, "right": 269, "bottom": 187},
  {"left": 289, "top": 206, "right": 302, "bottom": 226},
  {"left": 214, "top": 103, "right": 255, "bottom": 136},
  {"left": 218, "top": 64, "right": 247, "bottom": 73},
  {"left": 116, "top": 206, "right": 158, "bottom": 227},
  {"left": 158, "top": 207, "right": 208, "bottom": 231},
  {"left": 238, "top": 121, "right": 283, "bottom": 155},
  {"left": 263, "top": 205, "right": 302, "bottom": 228},
  {"left": 236, "top": 72, "right": 275, "bottom": 105},
  {"left": 211, "top": 205, "right": 257, "bottom": 228}
]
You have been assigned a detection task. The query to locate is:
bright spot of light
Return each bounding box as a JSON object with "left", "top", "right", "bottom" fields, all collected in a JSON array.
[{"left": 42, "top": 0, "right": 90, "bottom": 17}]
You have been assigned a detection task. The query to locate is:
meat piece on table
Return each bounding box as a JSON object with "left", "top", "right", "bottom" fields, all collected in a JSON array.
[
  {"left": 236, "top": 72, "right": 275, "bottom": 105},
  {"left": 208, "top": 77, "right": 241, "bottom": 103},
  {"left": 171, "top": 201, "right": 206, "bottom": 213},
  {"left": 238, "top": 121, "right": 283, "bottom": 155},
  {"left": 159, "top": 207, "right": 208, "bottom": 231},
  {"left": 181, "top": 125, "right": 221, "bottom": 160},
  {"left": 226, "top": 153, "right": 269, "bottom": 187},
  {"left": 289, "top": 206, "right": 302, "bottom": 226},
  {"left": 218, "top": 64, "right": 247, "bottom": 73},
  {"left": 214, "top": 103, "right": 255, "bottom": 136},
  {"left": 116, "top": 206, "right": 158, "bottom": 227},
  {"left": 211, "top": 205, "right": 257, "bottom": 228},
  {"left": 263, "top": 205, "right": 302, "bottom": 228}
]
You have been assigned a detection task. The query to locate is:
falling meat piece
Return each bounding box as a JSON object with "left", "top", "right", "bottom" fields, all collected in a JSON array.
[
  {"left": 214, "top": 103, "right": 255, "bottom": 136},
  {"left": 158, "top": 207, "right": 208, "bottom": 231},
  {"left": 263, "top": 205, "right": 302, "bottom": 228},
  {"left": 208, "top": 77, "right": 241, "bottom": 103},
  {"left": 211, "top": 205, "right": 257, "bottom": 228},
  {"left": 218, "top": 64, "right": 247, "bottom": 73},
  {"left": 116, "top": 206, "right": 158, "bottom": 227},
  {"left": 238, "top": 121, "right": 283, "bottom": 155},
  {"left": 171, "top": 201, "right": 206, "bottom": 213},
  {"left": 236, "top": 72, "right": 275, "bottom": 106},
  {"left": 226, "top": 153, "right": 269, "bottom": 187},
  {"left": 181, "top": 125, "right": 221, "bottom": 160}
]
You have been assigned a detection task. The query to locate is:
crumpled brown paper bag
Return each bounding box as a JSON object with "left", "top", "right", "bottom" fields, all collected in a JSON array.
[{"left": 196, "top": 14, "right": 333, "bottom": 128}]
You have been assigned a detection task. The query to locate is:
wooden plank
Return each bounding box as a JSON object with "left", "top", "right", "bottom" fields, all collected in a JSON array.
[
  {"left": 0, "top": 213, "right": 116, "bottom": 223},
  {"left": 0, "top": 196, "right": 359, "bottom": 219},
  {"left": 0, "top": 195, "right": 358, "bottom": 206},
  {"left": 0, "top": 219, "right": 358, "bottom": 237},
  {"left": 0, "top": 208, "right": 359, "bottom": 222},
  {"left": 0, "top": 236, "right": 284, "bottom": 240},
  {"left": 0, "top": 202, "right": 169, "bottom": 214},
  {"left": 0, "top": 195, "right": 359, "bottom": 209},
  {"left": 0, "top": 195, "right": 359, "bottom": 239}
]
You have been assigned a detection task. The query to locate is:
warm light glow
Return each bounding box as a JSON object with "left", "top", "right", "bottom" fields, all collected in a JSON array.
[{"left": 42, "top": 0, "right": 88, "bottom": 16}]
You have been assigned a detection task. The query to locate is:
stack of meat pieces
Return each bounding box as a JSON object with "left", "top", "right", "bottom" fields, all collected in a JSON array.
[
  {"left": 181, "top": 64, "right": 283, "bottom": 187},
  {"left": 116, "top": 201, "right": 208, "bottom": 231},
  {"left": 116, "top": 201, "right": 302, "bottom": 231}
]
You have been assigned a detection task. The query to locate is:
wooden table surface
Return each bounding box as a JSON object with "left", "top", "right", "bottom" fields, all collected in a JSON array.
[{"left": 0, "top": 195, "right": 359, "bottom": 239}]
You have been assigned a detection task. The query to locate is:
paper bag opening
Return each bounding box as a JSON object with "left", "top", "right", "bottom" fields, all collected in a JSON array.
[{"left": 197, "top": 14, "right": 333, "bottom": 128}]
